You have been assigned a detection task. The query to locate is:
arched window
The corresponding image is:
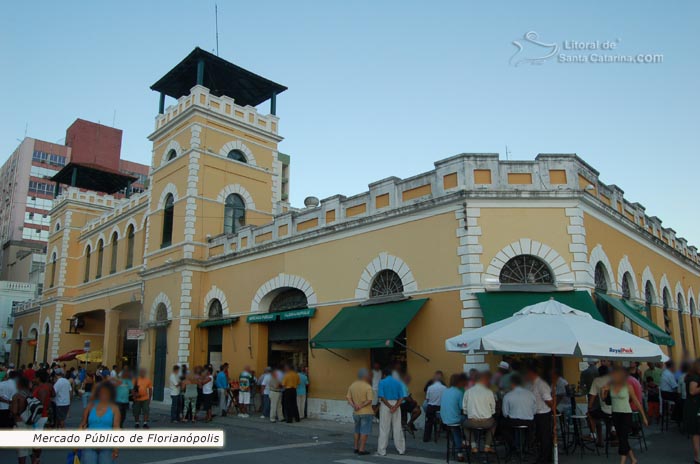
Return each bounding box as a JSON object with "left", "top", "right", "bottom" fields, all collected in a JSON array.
[
  {"left": 166, "top": 149, "right": 177, "bottom": 161},
  {"left": 270, "top": 288, "right": 309, "bottom": 312},
  {"left": 594, "top": 263, "right": 608, "bottom": 294},
  {"left": 96, "top": 240, "right": 104, "bottom": 279},
  {"left": 499, "top": 255, "right": 553, "bottom": 285},
  {"left": 156, "top": 303, "right": 168, "bottom": 322},
  {"left": 662, "top": 289, "right": 672, "bottom": 335},
  {"left": 109, "top": 232, "right": 118, "bottom": 274},
  {"left": 161, "top": 194, "right": 174, "bottom": 247},
  {"left": 621, "top": 272, "right": 632, "bottom": 300},
  {"left": 125, "top": 225, "right": 135, "bottom": 269},
  {"left": 227, "top": 149, "right": 247, "bottom": 163},
  {"left": 84, "top": 245, "right": 91, "bottom": 283},
  {"left": 370, "top": 270, "right": 404, "bottom": 298},
  {"left": 224, "top": 193, "right": 246, "bottom": 234},
  {"left": 208, "top": 299, "right": 223, "bottom": 318},
  {"left": 594, "top": 262, "right": 614, "bottom": 325},
  {"left": 644, "top": 281, "right": 655, "bottom": 317},
  {"left": 49, "top": 252, "right": 57, "bottom": 288},
  {"left": 678, "top": 293, "right": 687, "bottom": 349},
  {"left": 691, "top": 298, "right": 697, "bottom": 317}
]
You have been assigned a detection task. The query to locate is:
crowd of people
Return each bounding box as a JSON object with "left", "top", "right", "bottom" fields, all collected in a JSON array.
[
  {"left": 4, "top": 355, "right": 700, "bottom": 463},
  {"left": 345, "top": 357, "right": 700, "bottom": 464}
]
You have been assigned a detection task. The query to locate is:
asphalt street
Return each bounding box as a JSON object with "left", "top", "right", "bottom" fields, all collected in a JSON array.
[{"left": 0, "top": 398, "right": 693, "bottom": 463}]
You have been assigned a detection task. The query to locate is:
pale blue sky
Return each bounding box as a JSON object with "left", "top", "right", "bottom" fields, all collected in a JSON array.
[{"left": 1, "top": 1, "right": 699, "bottom": 242}]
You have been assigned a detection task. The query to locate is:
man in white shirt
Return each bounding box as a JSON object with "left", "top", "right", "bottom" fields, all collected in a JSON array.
[
  {"left": 169, "top": 365, "right": 182, "bottom": 423},
  {"left": 587, "top": 365, "right": 611, "bottom": 447},
  {"left": 526, "top": 366, "right": 553, "bottom": 464},
  {"left": 53, "top": 371, "right": 72, "bottom": 429},
  {"left": 423, "top": 373, "right": 446, "bottom": 442},
  {"left": 371, "top": 362, "right": 382, "bottom": 408},
  {"left": 462, "top": 371, "right": 497, "bottom": 453},
  {"left": 0, "top": 371, "right": 18, "bottom": 428},
  {"left": 501, "top": 373, "right": 536, "bottom": 450},
  {"left": 259, "top": 367, "right": 272, "bottom": 419}
]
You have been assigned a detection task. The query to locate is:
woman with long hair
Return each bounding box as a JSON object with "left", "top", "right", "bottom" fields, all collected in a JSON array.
[
  {"left": 79, "top": 382, "right": 121, "bottom": 464},
  {"left": 602, "top": 365, "right": 647, "bottom": 464},
  {"left": 684, "top": 360, "right": 700, "bottom": 464}
]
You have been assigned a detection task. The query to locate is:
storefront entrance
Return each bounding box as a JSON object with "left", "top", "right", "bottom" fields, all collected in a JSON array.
[
  {"left": 268, "top": 318, "right": 308, "bottom": 369},
  {"left": 370, "top": 329, "right": 407, "bottom": 372},
  {"left": 207, "top": 326, "right": 223, "bottom": 367}
]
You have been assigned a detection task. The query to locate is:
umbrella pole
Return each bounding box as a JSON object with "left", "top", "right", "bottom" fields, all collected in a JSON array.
[{"left": 552, "top": 354, "right": 558, "bottom": 464}]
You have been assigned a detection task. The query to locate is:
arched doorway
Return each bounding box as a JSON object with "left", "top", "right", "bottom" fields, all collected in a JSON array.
[
  {"left": 206, "top": 299, "right": 224, "bottom": 366},
  {"left": 152, "top": 303, "right": 169, "bottom": 401},
  {"left": 267, "top": 288, "right": 309, "bottom": 369}
]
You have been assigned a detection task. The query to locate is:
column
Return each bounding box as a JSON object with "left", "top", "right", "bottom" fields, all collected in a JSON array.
[
  {"left": 668, "top": 310, "right": 683, "bottom": 362},
  {"left": 102, "top": 310, "right": 120, "bottom": 367},
  {"left": 683, "top": 312, "right": 696, "bottom": 358},
  {"left": 649, "top": 304, "right": 669, "bottom": 356},
  {"left": 692, "top": 315, "right": 700, "bottom": 358}
]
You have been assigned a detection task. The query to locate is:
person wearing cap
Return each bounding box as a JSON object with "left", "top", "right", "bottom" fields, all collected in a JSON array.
[
  {"left": 496, "top": 361, "right": 512, "bottom": 392},
  {"left": 258, "top": 367, "right": 272, "bottom": 419},
  {"left": 347, "top": 368, "right": 374, "bottom": 455}
]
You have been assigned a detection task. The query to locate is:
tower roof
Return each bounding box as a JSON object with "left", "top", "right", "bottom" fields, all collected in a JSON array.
[{"left": 151, "top": 47, "right": 287, "bottom": 107}]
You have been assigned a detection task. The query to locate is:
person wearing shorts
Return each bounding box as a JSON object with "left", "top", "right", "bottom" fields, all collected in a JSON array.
[
  {"left": 346, "top": 368, "right": 374, "bottom": 455},
  {"left": 201, "top": 367, "right": 215, "bottom": 422},
  {"left": 238, "top": 367, "right": 253, "bottom": 417},
  {"left": 132, "top": 368, "right": 152, "bottom": 429}
]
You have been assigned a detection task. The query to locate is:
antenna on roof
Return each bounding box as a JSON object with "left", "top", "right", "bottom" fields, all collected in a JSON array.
[
  {"left": 112, "top": 110, "right": 117, "bottom": 127},
  {"left": 215, "top": 3, "right": 220, "bottom": 56},
  {"left": 505, "top": 145, "right": 511, "bottom": 160}
]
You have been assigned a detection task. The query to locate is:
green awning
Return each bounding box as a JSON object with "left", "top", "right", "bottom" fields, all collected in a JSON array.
[
  {"left": 196, "top": 317, "right": 239, "bottom": 328},
  {"left": 246, "top": 308, "right": 316, "bottom": 323},
  {"left": 310, "top": 298, "right": 428, "bottom": 349},
  {"left": 595, "top": 292, "right": 674, "bottom": 346},
  {"left": 476, "top": 291, "right": 603, "bottom": 324}
]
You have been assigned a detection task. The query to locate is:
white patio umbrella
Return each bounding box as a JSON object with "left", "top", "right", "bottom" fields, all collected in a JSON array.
[{"left": 445, "top": 298, "right": 667, "bottom": 463}]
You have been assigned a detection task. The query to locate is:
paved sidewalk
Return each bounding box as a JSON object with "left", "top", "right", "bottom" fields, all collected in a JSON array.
[{"left": 148, "top": 401, "right": 693, "bottom": 462}]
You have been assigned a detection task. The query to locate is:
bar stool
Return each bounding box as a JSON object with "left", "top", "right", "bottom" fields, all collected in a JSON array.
[
  {"left": 569, "top": 415, "right": 598, "bottom": 457},
  {"left": 556, "top": 413, "right": 568, "bottom": 455},
  {"left": 466, "top": 427, "right": 499, "bottom": 464},
  {"left": 661, "top": 399, "right": 674, "bottom": 432},
  {"left": 508, "top": 424, "right": 530, "bottom": 464},
  {"left": 631, "top": 411, "right": 648, "bottom": 452},
  {"left": 445, "top": 424, "right": 466, "bottom": 463}
]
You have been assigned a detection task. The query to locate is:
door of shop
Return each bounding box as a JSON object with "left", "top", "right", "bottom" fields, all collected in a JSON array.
[
  {"left": 268, "top": 318, "right": 308, "bottom": 369},
  {"left": 152, "top": 327, "right": 167, "bottom": 401}
]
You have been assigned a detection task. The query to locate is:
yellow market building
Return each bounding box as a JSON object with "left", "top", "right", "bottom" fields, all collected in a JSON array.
[{"left": 11, "top": 48, "right": 700, "bottom": 418}]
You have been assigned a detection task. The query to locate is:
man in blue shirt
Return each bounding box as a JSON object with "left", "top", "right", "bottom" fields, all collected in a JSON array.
[
  {"left": 296, "top": 367, "right": 309, "bottom": 419},
  {"left": 377, "top": 369, "right": 406, "bottom": 456},
  {"left": 215, "top": 365, "right": 230, "bottom": 416},
  {"left": 441, "top": 373, "right": 468, "bottom": 460}
]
